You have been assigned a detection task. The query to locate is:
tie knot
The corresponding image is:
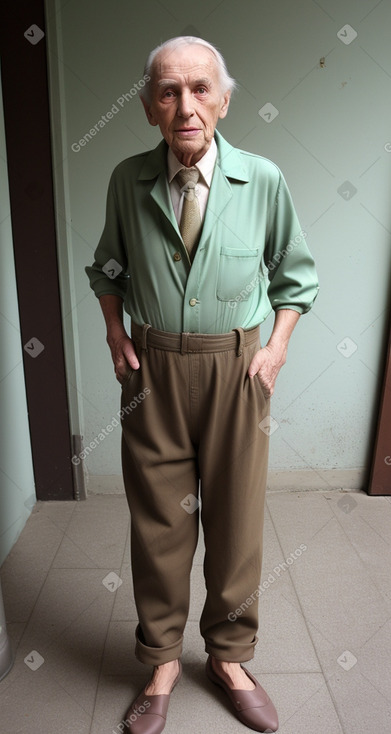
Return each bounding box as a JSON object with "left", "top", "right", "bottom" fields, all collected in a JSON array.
[{"left": 176, "top": 167, "right": 200, "bottom": 198}]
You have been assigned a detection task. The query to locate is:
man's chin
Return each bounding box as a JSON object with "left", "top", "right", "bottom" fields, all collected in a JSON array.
[
  {"left": 169, "top": 134, "right": 211, "bottom": 161},
  {"left": 173, "top": 133, "right": 202, "bottom": 146}
]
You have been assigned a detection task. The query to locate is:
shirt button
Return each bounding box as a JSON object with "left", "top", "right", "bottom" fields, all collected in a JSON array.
[
  {"left": 189, "top": 298, "right": 197, "bottom": 307},
  {"left": 173, "top": 252, "right": 181, "bottom": 261}
]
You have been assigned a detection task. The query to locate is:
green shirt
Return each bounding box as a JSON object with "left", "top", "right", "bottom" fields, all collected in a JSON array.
[{"left": 86, "top": 130, "right": 319, "bottom": 333}]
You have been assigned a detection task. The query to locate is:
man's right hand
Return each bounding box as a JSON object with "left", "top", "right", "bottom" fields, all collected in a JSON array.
[
  {"left": 98, "top": 295, "right": 140, "bottom": 384},
  {"left": 107, "top": 330, "right": 140, "bottom": 384}
]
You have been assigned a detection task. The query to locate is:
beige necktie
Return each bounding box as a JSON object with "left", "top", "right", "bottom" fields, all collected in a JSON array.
[{"left": 175, "top": 167, "right": 201, "bottom": 261}]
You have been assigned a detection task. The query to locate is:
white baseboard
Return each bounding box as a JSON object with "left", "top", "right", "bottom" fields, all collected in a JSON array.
[
  {"left": 86, "top": 474, "right": 126, "bottom": 494},
  {"left": 266, "top": 468, "right": 366, "bottom": 492},
  {"left": 86, "top": 468, "right": 367, "bottom": 495}
]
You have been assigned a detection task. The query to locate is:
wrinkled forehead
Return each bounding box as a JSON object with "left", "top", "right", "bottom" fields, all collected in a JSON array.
[{"left": 152, "top": 44, "right": 219, "bottom": 83}]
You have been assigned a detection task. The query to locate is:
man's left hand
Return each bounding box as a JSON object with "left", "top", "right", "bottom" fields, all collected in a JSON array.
[
  {"left": 247, "top": 309, "right": 301, "bottom": 398},
  {"left": 248, "top": 345, "right": 287, "bottom": 399}
]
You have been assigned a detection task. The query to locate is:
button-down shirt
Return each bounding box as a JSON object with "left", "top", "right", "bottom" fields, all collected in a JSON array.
[
  {"left": 86, "top": 130, "right": 319, "bottom": 333},
  {"left": 167, "top": 137, "right": 217, "bottom": 224}
]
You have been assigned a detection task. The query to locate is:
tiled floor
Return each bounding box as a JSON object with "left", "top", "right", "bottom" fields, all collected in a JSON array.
[{"left": 1, "top": 489, "right": 391, "bottom": 734}]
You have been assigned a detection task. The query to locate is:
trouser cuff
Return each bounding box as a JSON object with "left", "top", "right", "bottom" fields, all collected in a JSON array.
[
  {"left": 134, "top": 624, "right": 183, "bottom": 665},
  {"left": 204, "top": 634, "right": 258, "bottom": 663}
]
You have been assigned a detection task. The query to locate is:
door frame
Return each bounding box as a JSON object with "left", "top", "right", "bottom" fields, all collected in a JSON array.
[{"left": 0, "top": 0, "right": 74, "bottom": 500}]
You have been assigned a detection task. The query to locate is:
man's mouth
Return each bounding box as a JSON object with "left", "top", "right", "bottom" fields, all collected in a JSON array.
[{"left": 175, "top": 128, "right": 200, "bottom": 136}]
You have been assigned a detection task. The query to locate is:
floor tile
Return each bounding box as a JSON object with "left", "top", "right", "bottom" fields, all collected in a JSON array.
[
  {"left": 0, "top": 510, "right": 65, "bottom": 623},
  {"left": 111, "top": 562, "right": 138, "bottom": 621},
  {"left": 5, "top": 621, "right": 26, "bottom": 647},
  {"left": 193, "top": 522, "right": 206, "bottom": 565},
  {"left": 91, "top": 674, "right": 144, "bottom": 734},
  {"left": 272, "top": 673, "right": 343, "bottom": 733},
  {"left": 308, "top": 614, "right": 391, "bottom": 728},
  {"left": 0, "top": 663, "right": 91, "bottom": 733},
  {"left": 328, "top": 491, "right": 391, "bottom": 609},
  {"left": 326, "top": 662, "right": 391, "bottom": 734},
  {"left": 122, "top": 525, "right": 131, "bottom": 565},
  {"left": 54, "top": 494, "right": 129, "bottom": 569},
  {"left": 267, "top": 490, "right": 336, "bottom": 553},
  {"left": 188, "top": 563, "right": 207, "bottom": 621},
  {"left": 16, "top": 567, "right": 117, "bottom": 655},
  {"left": 101, "top": 620, "right": 144, "bottom": 677},
  {"left": 290, "top": 521, "right": 389, "bottom": 655},
  {"left": 254, "top": 575, "right": 320, "bottom": 674},
  {"left": 33, "top": 499, "right": 76, "bottom": 532},
  {"left": 1, "top": 489, "right": 391, "bottom": 734},
  {"left": 358, "top": 616, "right": 391, "bottom": 704}
]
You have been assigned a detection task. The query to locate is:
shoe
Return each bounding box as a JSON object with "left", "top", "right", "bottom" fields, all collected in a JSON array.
[
  {"left": 124, "top": 659, "right": 182, "bottom": 734},
  {"left": 206, "top": 655, "right": 278, "bottom": 732}
]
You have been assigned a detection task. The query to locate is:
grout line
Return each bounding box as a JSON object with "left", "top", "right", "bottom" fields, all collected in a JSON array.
[
  {"left": 88, "top": 505, "right": 130, "bottom": 732},
  {"left": 266, "top": 501, "right": 348, "bottom": 732}
]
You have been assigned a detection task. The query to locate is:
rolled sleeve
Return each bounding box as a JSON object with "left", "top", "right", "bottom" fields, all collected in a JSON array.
[
  {"left": 85, "top": 172, "right": 130, "bottom": 300},
  {"left": 264, "top": 172, "right": 319, "bottom": 314}
]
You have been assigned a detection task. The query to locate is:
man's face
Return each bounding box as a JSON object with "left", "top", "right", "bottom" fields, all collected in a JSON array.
[{"left": 141, "top": 44, "right": 231, "bottom": 166}]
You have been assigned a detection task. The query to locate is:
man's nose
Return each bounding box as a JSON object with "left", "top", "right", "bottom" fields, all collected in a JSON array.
[{"left": 177, "top": 89, "right": 194, "bottom": 117}]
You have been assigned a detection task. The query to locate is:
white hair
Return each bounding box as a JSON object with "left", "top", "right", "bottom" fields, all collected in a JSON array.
[{"left": 140, "top": 36, "right": 237, "bottom": 103}]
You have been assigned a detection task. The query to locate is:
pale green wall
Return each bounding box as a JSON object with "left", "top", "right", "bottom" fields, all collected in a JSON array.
[
  {"left": 46, "top": 0, "right": 391, "bottom": 488},
  {"left": 0, "top": 71, "right": 36, "bottom": 566}
]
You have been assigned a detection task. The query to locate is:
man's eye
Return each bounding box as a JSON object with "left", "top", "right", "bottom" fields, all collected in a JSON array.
[
  {"left": 197, "top": 87, "right": 207, "bottom": 94},
  {"left": 163, "top": 90, "right": 175, "bottom": 98}
]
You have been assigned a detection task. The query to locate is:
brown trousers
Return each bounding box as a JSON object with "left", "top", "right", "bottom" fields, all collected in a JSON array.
[{"left": 120, "top": 322, "right": 270, "bottom": 666}]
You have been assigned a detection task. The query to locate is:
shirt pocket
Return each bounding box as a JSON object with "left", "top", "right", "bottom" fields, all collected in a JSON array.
[{"left": 216, "top": 246, "right": 260, "bottom": 302}]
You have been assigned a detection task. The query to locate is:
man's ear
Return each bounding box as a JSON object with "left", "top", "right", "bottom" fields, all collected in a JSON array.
[
  {"left": 140, "top": 95, "right": 158, "bottom": 126},
  {"left": 219, "top": 91, "right": 231, "bottom": 120}
]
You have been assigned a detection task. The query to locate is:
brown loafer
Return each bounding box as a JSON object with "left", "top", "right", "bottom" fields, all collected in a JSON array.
[
  {"left": 206, "top": 655, "right": 278, "bottom": 732},
  {"left": 124, "top": 660, "right": 182, "bottom": 734}
]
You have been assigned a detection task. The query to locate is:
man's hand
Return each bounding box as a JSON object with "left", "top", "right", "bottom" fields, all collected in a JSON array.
[
  {"left": 107, "top": 330, "right": 140, "bottom": 383},
  {"left": 248, "top": 344, "right": 286, "bottom": 398},
  {"left": 248, "top": 309, "right": 301, "bottom": 398},
  {"left": 98, "top": 294, "right": 140, "bottom": 383}
]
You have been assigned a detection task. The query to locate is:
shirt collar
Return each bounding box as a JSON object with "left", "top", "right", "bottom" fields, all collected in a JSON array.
[{"left": 167, "top": 136, "right": 217, "bottom": 187}]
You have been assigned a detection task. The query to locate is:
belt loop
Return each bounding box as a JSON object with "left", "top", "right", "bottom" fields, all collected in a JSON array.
[
  {"left": 233, "top": 327, "right": 244, "bottom": 357},
  {"left": 180, "top": 332, "right": 188, "bottom": 355},
  {"left": 141, "top": 323, "right": 151, "bottom": 352}
]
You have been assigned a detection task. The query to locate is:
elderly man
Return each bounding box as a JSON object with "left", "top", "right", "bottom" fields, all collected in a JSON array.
[{"left": 86, "top": 36, "right": 318, "bottom": 734}]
